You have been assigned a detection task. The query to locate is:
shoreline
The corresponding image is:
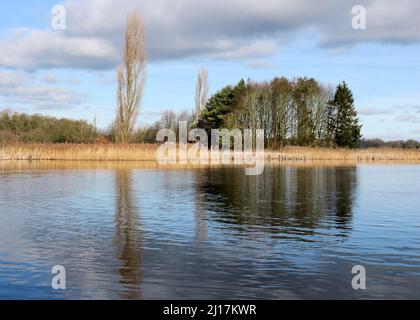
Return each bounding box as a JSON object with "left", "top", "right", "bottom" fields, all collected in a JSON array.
[{"left": 1, "top": 143, "right": 420, "bottom": 162}]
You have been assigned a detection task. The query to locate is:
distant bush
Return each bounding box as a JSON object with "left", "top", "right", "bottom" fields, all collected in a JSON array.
[
  {"left": 132, "top": 109, "right": 193, "bottom": 144},
  {"left": 358, "top": 138, "right": 420, "bottom": 149},
  {"left": 0, "top": 110, "right": 98, "bottom": 143},
  {"left": 132, "top": 124, "right": 161, "bottom": 144}
]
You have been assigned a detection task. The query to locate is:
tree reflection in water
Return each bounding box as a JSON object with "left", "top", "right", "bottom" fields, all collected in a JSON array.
[
  {"left": 195, "top": 165, "right": 357, "bottom": 236},
  {"left": 114, "top": 169, "right": 142, "bottom": 299}
]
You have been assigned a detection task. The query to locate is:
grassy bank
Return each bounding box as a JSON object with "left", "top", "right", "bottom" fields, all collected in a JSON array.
[{"left": 1, "top": 143, "right": 420, "bottom": 162}]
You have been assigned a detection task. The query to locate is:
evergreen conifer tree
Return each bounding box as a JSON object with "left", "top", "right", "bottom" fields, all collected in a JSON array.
[{"left": 332, "top": 82, "right": 362, "bottom": 148}]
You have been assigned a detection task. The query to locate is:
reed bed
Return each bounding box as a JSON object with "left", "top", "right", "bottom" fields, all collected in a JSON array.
[
  {"left": 1, "top": 143, "right": 420, "bottom": 162},
  {"left": 268, "top": 146, "right": 420, "bottom": 162},
  {"left": 0, "top": 143, "right": 158, "bottom": 161}
]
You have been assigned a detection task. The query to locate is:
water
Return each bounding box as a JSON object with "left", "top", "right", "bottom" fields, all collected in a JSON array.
[{"left": 0, "top": 162, "right": 419, "bottom": 299}]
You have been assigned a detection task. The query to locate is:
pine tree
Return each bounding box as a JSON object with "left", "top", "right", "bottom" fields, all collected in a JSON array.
[
  {"left": 197, "top": 79, "right": 245, "bottom": 132},
  {"left": 332, "top": 82, "right": 362, "bottom": 148}
]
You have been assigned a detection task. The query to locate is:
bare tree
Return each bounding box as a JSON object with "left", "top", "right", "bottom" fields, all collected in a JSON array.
[
  {"left": 160, "top": 110, "right": 177, "bottom": 130},
  {"left": 115, "top": 12, "right": 147, "bottom": 143},
  {"left": 194, "top": 68, "right": 208, "bottom": 122}
]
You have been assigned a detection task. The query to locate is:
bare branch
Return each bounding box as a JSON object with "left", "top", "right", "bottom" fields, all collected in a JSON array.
[
  {"left": 115, "top": 11, "right": 147, "bottom": 143},
  {"left": 194, "top": 68, "right": 208, "bottom": 122}
]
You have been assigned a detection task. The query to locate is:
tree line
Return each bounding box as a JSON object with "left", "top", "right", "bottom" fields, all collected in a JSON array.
[
  {"left": 111, "top": 12, "right": 363, "bottom": 148},
  {"left": 358, "top": 138, "right": 420, "bottom": 149},
  {"left": 0, "top": 110, "right": 98, "bottom": 143},
  {"left": 1, "top": 12, "right": 417, "bottom": 149},
  {"left": 197, "top": 78, "right": 362, "bottom": 148}
]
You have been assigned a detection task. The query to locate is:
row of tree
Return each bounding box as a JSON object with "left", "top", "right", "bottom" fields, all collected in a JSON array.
[
  {"left": 358, "top": 138, "right": 420, "bottom": 149},
  {"left": 0, "top": 110, "right": 98, "bottom": 143},
  {"left": 113, "top": 12, "right": 364, "bottom": 149},
  {"left": 197, "top": 78, "right": 362, "bottom": 148},
  {"left": 3, "top": 107, "right": 418, "bottom": 149},
  {"left": 4, "top": 12, "right": 410, "bottom": 150},
  {"left": 132, "top": 110, "right": 192, "bottom": 144}
]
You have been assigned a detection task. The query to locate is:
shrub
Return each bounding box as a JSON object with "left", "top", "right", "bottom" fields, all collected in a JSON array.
[{"left": 0, "top": 110, "right": 98, "bottom": 143}]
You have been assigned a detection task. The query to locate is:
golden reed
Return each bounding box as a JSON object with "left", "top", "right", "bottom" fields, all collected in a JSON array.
[{"left": 1, "top": 143, "right": 420, "bottom": 162}]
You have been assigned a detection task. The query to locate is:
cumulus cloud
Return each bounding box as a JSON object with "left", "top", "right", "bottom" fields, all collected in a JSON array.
[
  {"left": 41, "top": 73, "right": 81, "bottom": 85},
  {"left": 0, "top": 28, "right": 118, "bottom": 70},
  {"left": 43, "top": 74, "right": 59, "bottom": 84},
  {"left": 0, "top": 71, "right": 83, "bottom": 110},
  {"left": 318, "top": 0, "right": 420, "bottom": 47},
  {"left": 246, "top": 59, "right": 276, "bottom": 69},
  {"left": 0, "top": 71, "right": 29, "bottom": 87},
  {"left": 0, "top": 0, "right": 418, "bottom": 70},
  {"left": 391, "top": 104, "right": 420, "bottom": 114},
  {"left": 395, "top": 114, "right": 420, "bottom": 123},
  {"left": 0, "top": 86, "right": 83, "bottom": 110},
  {"left": 358, "top": 107, "right": 392, "bottom": 115}
]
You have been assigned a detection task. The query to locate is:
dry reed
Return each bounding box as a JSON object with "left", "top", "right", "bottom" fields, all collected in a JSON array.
[{"left": 1, "top": 143, "right": 420, "bottom": 163}]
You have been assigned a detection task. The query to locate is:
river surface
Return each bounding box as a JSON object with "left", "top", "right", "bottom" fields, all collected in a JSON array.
[{"left": 0, "top": 162, "right": 419, "bottom": 299}]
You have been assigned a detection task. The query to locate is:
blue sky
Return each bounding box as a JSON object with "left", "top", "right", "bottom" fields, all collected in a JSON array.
[{"left": 0, "top": 0, "right": 419, "bottom": 140}]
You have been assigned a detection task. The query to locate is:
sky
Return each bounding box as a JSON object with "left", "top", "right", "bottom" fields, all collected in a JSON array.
[{"left": 0, "top": 0, "right": 419, "bottom": 140}]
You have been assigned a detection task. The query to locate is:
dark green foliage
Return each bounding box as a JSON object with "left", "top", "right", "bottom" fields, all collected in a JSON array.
[
  {"left": 195, "top": 77, "right": 363, "bottom": 149},
  {"left": 197, "top": 79, "right": 246, "bottom": 132},
  {"left": 331, "top": 82, "right": 362, "bottom": 148},
  {"left": 0, "top": 110, "right": 98, "bottom": 143}
]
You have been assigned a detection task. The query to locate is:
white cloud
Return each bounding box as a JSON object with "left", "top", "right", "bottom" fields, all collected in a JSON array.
[
  {"left": 395, "top": 114, "right": 420, "bottom": 123},
  {"left": 0, "top": 71, "right": 29, "bottom": 87},
  {"left": 246, "top": 59, "right": 276, "bottom": 69},
  {"left": 358, "top": 107, "right": 392, "bottom": 115},
  {"left": 0, "top": 0, "right": 419, "bottom": 70},
  {"left": 209, "top": 40, "right": 278, "bottom": 60},
  {"left": 0, "top": 72, "right": 84, "bottom": 110},
  {"left": 0, "top": 86, "right": 83, "bottom": 110},
  {"left": 319, "top": 0, "right": 420, "bottom": 47},
  {"left": 0, "top": 28, "right": 118, "bottom": 70},
  {"left": 0, "top": 70, "right": 85, "bottom": 110},
  {"left": 43, "top": 74, "right": 59, "bottom": 84}
]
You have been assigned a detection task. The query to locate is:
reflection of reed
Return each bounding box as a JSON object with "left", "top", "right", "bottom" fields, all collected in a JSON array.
[
  {"left": 114, "top": 169, "right": 142, "bottom": 300},
  {"left": 0, "top": 160, "right": 243, "bottom": 171},
  {"left": 1, "top": 159, "right": 419, "bottom": 172}
]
